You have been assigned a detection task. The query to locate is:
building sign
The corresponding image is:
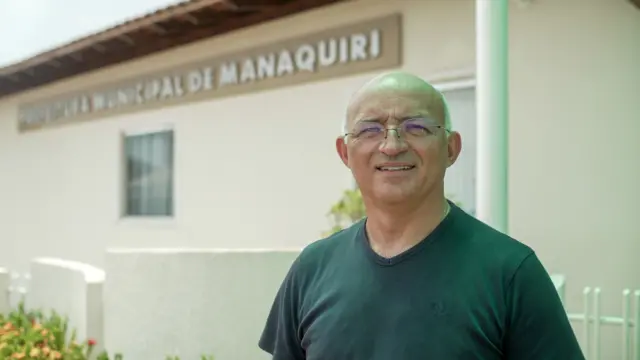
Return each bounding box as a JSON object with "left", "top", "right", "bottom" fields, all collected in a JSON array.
[{"left": 18, "top": 14, "right": 402, "bottom": 132}]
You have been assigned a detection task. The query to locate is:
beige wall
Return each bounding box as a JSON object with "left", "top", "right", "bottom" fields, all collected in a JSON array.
[
  {"left": 0, "top": 0, "right": 638, "bottom": 355},
  {"left": 508, "top": 0, "right": 640, "bottom": 355},
  {"left": 510, "top": 0, "right": 640, "bottom": 290}
]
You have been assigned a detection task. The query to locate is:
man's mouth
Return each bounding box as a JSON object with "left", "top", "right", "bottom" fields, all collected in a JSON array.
[{"left": 375, "top": 165, "right": 416, "bottom": 172}]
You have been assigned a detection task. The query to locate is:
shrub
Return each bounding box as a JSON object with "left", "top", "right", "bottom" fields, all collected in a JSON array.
[
  {"left": 324, "top": 187, "right": 463, "bottom": 236},
  {"left": 323, "top": 188, "right": 365, "bottom": 237},
  {"left": 0, "top": 303, "right": 214, "bottom": 360},
  {"left": 0, "top": 302, "right": 109, "bottom": 360}
]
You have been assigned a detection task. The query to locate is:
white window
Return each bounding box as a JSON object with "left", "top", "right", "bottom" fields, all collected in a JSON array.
[
  {"left": 441, "top": 85, "right": 476, "bottom": 216},
  {"left": 123, "top": 129, "right": 174, "bottom": 217}
]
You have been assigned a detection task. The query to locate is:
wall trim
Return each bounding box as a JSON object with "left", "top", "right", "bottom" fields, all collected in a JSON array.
[{"left": 434, "top": 78, "right": 476, "bottom": 92}]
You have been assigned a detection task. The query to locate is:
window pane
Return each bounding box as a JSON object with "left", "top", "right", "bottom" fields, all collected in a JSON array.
[
  {"left": 124, "top": 130, "right": 174, "bottom": 217},
  {"left": 442, "top": 87, "right": 476, "bottom": 215}
]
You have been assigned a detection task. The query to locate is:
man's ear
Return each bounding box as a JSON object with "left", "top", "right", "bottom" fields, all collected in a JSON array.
[
  {"left": 336, "top": 136, "right": 350, "bottom": 167},
  {"left": 446, "top": 131, "right": 462, "bottom": 168}
]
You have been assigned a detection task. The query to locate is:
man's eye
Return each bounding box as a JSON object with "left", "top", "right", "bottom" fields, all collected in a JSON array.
[
  {"left": 404, "top": 124, "right": 431, "bottom": 135},
  {"left": 357, "top": 127, "right": 383, "bottom": 136}
]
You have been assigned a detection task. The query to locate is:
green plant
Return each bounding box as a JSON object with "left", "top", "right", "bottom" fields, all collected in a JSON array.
[
  {"left": 0, "top": 302, "right": 105, "bottom": 360},
  {"left": 323, "top": 187, "right": 463, "bottom": 236},
  {"left": 323, "top": 188, "right": 366, "bottom": 237},
  {"left": 0, "top": 303, "right": 214, "bottom": 360}
]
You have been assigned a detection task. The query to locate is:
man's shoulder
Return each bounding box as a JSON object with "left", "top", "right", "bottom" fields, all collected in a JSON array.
[
  {"left": 298, "top": 220, "right": 362, "bottom": 266},
  {"left": 469, "top": 213, "right": 531, "bottom": 252},
  {"left": 453, "top": 207, "right": 534, "bottom": 272}
]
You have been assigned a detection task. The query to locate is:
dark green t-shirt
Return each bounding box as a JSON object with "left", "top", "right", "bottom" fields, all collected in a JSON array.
[{"left": 259, "top": 203, "right": 584, "bottom": 360}]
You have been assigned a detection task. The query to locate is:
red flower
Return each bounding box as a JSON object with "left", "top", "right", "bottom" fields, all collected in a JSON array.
[{"left": 87, "top": 339, "right": 96, "bottom": 347}]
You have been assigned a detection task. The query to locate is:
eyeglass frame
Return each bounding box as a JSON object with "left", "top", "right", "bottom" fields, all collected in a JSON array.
[{"left": 343, "top": 117, "right": 451, "bottom": 142}]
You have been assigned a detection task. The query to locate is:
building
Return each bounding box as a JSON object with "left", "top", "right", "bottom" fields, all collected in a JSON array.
[{"left": 0, "top": 0, "right": 639, "bottom": 357}]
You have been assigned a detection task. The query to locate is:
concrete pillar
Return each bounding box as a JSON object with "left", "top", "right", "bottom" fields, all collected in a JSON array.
[{"left": 475, "top": 0, "right": 510, "bottom": 232}]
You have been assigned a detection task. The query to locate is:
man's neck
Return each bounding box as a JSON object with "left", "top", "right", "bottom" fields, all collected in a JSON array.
[{"left": 364, "top": 195, "right": 449, "bottom": 258}]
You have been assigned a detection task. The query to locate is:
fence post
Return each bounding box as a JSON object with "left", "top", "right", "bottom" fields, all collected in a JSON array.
[
  {"left": 551, "top": 274, "right": 566, "bottom": 305},
  {"left": 0, "top": 268, "right": 9, "bottom": 315},
  {"left": 634, "top": 290, "right": 640, "bottom": 360}
]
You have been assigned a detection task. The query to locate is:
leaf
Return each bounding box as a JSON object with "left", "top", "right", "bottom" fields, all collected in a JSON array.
[{"left": 324, "top": 187, "right": 365, "bottom": 236}]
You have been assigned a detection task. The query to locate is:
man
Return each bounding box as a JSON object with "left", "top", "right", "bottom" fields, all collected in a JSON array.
[{"left": 259, "top": 71, "right": 584, "bottom": 359}]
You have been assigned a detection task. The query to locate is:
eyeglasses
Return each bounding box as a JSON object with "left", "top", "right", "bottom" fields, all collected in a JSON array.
[{"left": 344, "top": 117, "right": 448, "bottom": 142}]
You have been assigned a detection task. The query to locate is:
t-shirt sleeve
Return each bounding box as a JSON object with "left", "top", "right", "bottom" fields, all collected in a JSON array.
[
  {"left": 258, "top": 257, "right": 306, "bottom": 360},
  {"left": 504, "top": 252, "right": 585, "bottom": 360}
]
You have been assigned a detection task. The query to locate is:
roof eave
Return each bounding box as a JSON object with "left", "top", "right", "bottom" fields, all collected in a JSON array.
[{"left": 0, "top": 0, "right": 347, "bottom": 99}]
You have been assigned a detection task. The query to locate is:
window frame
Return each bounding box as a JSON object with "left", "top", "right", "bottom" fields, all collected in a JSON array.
[
  {"left": 119, "top": 124, "right": 175, "bottom": 220},
  {"left": 433, "top": 77, "right": 476, "bottom": 215}
]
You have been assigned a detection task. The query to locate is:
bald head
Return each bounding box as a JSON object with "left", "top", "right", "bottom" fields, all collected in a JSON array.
[
  {"left": 355, "top": 71, "right": 439, "bottom": 96},
  {"left": 343, "top": 71, "right": 451, "bottom": 133}
]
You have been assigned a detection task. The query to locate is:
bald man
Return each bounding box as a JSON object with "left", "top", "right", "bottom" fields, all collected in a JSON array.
[{"left": 259, "top": 72, "right": 584, "bottom": 360}]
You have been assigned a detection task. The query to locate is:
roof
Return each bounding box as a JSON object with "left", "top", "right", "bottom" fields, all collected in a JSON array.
[{"left": 0, "top": 0, "right": 347, "bottom": 99}]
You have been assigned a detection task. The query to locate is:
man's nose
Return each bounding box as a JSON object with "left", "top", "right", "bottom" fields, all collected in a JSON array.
[{"left": 378, "top": 129, "right": 409, "bottom": 157}]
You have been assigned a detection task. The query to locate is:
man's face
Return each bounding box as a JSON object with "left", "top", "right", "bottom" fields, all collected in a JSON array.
[{"left": 336, "top": 89, "right": 461, "bottom": 204}]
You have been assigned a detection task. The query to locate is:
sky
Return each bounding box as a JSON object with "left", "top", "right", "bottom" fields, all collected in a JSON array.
[{"left": 0, "top": 0, "right": 183, "bottom": 67}]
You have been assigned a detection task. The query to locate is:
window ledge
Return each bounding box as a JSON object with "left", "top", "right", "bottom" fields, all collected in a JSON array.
[{"left": 116, "top": 216, "right": 176, "bottom": 227}]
